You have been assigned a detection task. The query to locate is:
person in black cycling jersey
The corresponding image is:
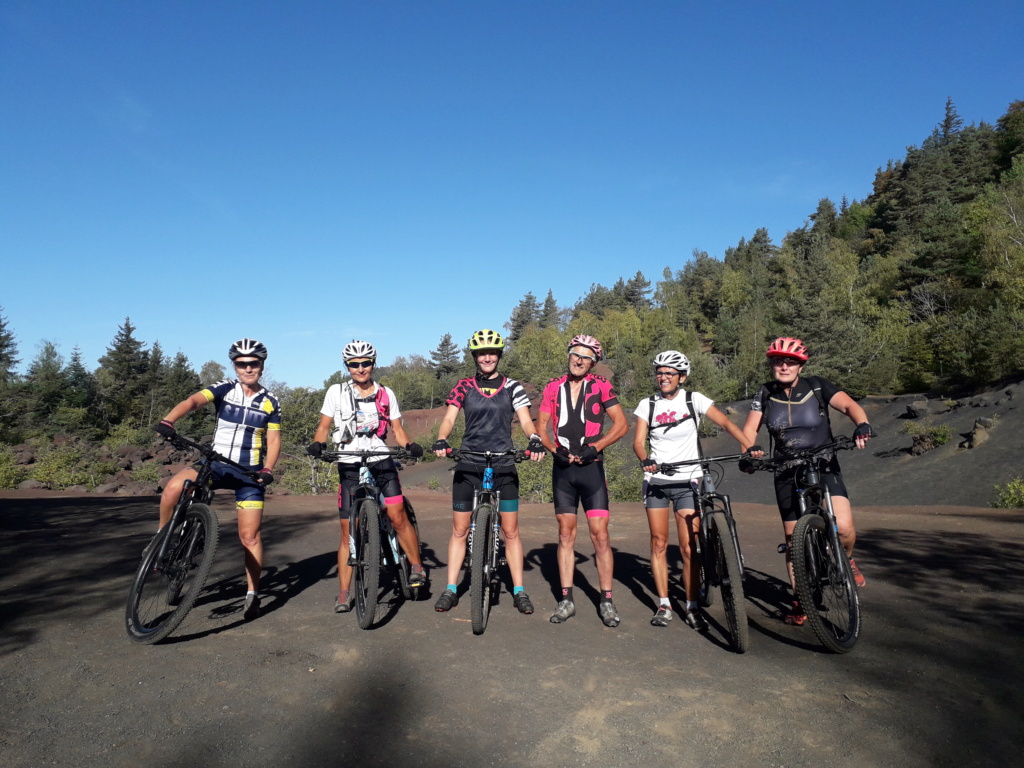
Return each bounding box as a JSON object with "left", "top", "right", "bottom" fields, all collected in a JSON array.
[
  {"left": 154, "top": 338, "right": 281, "bottom": 621},
  {"left": 633, "top": 350, "right": 759, "bottom": 630},
  {"left": 306, "top": 340, "right": 426, "bottom": 614},
  {"left": 537, "top": 334, "right": 629, "bottom": 627},
  {"left": 431, "top": 329, "right": 545, "bottom": 616},
  {"left": 741, "top": 336, "right": 873, "bottom": 626}
]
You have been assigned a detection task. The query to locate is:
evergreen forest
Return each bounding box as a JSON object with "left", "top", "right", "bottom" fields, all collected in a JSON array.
[{"left": 2, "top": 99, "right": 1023, "bottom": 493}]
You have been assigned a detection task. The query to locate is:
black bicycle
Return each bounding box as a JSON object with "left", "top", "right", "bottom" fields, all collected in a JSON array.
[
  {"left": 125, "top": 433, "right": 256, "bottom": 644},
  {"left": 319, "top": 448, "right": 421, "bottom": 629},
  {"left": 658, "top": 453, "right": 751, "bottom": 653},
  {"left": 750, "top": 436, "right": 860, "bottom": 653},
  {"left": 447, "top": 449, "right": 525, "bottom": 635}
]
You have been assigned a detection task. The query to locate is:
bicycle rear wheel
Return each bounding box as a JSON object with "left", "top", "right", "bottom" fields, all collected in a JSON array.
[
  {"left": 792, "top": 512, "right": 860, "bottom": 653},
  {"left": 396, "top": 499, "right": 421, "bottom": 601},
  {"left": 353, "top": 498, "right": 382, "bottom": 630},
  {"left": 708, "top": 510, "right": 749, "bottom": 653},
  {"left": 125, "top": 503, "right": 219, "bottom": 644},
  {"left": 470, "top": 504, "right": 496, "bottom": 635}
]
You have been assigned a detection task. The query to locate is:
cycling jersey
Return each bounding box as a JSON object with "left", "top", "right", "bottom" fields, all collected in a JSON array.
[
  {"left": 750, "top": 376, "right": 840, "bottom": 459},
  {"left": 201, "top": 379, "right": 281, "bottom": 469},
  {"left": 320, "top": 382, "right": 401, "bottom": 464},
  {"left": 539, "top": 374, "right": 619, "bottom": 455},
  {"left": 633, "top": 390, "right": 713, "bottom": 483},
  {"left": 446, "top": 375, "right": 529, "bottom": 467}
]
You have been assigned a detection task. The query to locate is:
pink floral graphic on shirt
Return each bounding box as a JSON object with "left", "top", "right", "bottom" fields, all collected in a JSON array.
[{"left": 656, "top": 410, "right": 681, "bottom": 425}]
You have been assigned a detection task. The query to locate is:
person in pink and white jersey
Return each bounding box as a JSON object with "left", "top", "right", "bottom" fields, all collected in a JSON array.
[
  {"left": 633, "top": 350, "right": 758, "bottom": 631},
  {"left": 306, "top": 340, "right": 426, "bottom": 614},
  {"left": 537, "top": 334, "right": 629, "bottom": 627}
]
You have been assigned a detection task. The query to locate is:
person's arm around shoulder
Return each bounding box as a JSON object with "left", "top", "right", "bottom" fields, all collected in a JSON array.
[{"left": 827, "top": 390, "right": 872, "bottom": 449}]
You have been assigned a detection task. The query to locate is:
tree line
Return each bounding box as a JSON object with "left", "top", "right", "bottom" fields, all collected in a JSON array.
[{"left": 2, "top": 98, "right": 1022, "bottom": 464}]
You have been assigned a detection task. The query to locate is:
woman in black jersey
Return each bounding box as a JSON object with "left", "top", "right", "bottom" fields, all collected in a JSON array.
[
  {"left": 431, "top": 329, "right": 546, "bottom": 616},
  {"left": 742, "top": 337, "right": 873, "bottom": 626}
]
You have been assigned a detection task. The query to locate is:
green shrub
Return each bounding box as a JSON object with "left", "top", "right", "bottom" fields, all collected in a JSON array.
[
  {"left": 276, "top": 453, "right": 336, "bottom": 495},
  {"left": 30, "top": 445, "right": 90, "bottom": 490},
  {"left": 428, "top": 475, "right": 440, "bottom": 491},
  {"left": 130, "top": 462, "right": 163, "bottom": 487},
  {"left": 901, "top": 421, "right": 953, "bottom": 446},
  {"left": 103, "top": 421, "right": 150, "bottom": 449},
  {"left": 993, "top": 477, "right": 1024, "bottom": 508},
  {"left": 0, "top": 447, "right": 28, "bottom": 489}
]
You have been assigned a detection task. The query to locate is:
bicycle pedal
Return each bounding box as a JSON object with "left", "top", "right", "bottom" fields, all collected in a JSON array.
[
  {"left": 499, "top": 557, "right": 507, "bottom": 566},
  {"left": 347, "top": 556, "right": 357, "bottom": 566}
]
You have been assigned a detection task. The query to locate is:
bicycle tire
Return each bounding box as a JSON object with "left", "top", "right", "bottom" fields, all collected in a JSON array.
[
  {"left": 792, "top": 512, "right": 860, "bottom": 653},
  {"left": 396, "top": 500, "right": 421, "bottom": 601},
  {"left": 353, "top": 498, "right": 382, "bottom": 630},
  {"left": 697, "top": 521, "right": 716, "bottom": 608},
  {"left": 708, "top": 510, "right": 749, "bottom": 653},
  {"left": 125, "top": 503, "right": 219, "bottom": 644},
  {"left": 469, "top": 503, "right": 496, "bottom": 635}
]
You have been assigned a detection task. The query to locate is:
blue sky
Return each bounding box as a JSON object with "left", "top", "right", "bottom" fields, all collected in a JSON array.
[{"left": 2, "top": 1, "right": 1022, "bottom": 389}]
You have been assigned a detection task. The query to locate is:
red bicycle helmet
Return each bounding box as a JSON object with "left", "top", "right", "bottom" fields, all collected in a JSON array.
[
  {"left": 766, "top": 337, "right": 809, "bottom": 362},
  {"left": 568, "top": 334, "right": 603, "bottom": 361}
]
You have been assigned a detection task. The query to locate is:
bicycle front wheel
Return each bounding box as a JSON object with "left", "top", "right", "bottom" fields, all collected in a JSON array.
[
  {"left": 792, "top": 512, "right": 860, "bottom": 653},
  {"left": 697, "top": 521, "right": 716, "bottom": 608},
  {"left": 353, "top": 498, "right": 382, "bottom": 630},
  {"left": 125, "top": 503, "right": 219, "bottom": 644},
  {"left": 708, "top": 510, "right": 749, "bottom": 653},
  {"left": 469, "top": 504, "right": 496, "bottom": 635}
]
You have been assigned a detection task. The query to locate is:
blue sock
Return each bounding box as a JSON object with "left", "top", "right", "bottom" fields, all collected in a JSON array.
[
  {"left": 447, "top": 584, "right": 457, "bottom": 594},
  {"left": 513, "top": 586, "right": 524, "bottom": 595}
]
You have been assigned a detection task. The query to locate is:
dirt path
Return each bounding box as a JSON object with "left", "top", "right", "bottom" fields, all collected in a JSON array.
[{"left": 2, "top": 489, "right": 1023, "bottom": 767}]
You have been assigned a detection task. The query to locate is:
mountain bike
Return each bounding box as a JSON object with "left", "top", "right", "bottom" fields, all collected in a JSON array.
[
  {"left": 447, "top": 449, "right": 526, "bottom": 635},
  {"left": 319, "top": 448, "right": 420, "bottom": 629},
  {"left": 657, "top": 452, "right": 751, "bottom": 653},
  {"left": 126, "top": 433, "right": 257, "bottom": 644},
  {"left": 750, "top": 436, "right": 860, "bottom": 653}
]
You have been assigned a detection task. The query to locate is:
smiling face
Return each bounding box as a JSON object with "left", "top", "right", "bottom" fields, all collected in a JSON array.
[
  {"left": 567, "top": 346, "right": 597, "bottom": 377},
  {"left": 654, "top": 367, "right": 684, "bottom": 395},
  {"left": 473, "top": 350, "right": 501, "bottom": 376},
  {"left": 346, "top": 358, "right": 375, "bottom": 385},
  {"left": 233, "top": 358, "right": 263, "bottom": 387}
]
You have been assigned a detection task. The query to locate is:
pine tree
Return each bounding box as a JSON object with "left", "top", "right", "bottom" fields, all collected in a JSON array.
[
  {"left": 96, "top": 318, "right": 150, "bottom": 426},
  {"left": 429, "top": 333, "right": 461, "bottom": 379},
  {"left": 506, "top": 292, "right": 540, "bottom": 342},
  {"left": 539, "top": 290, "right": 560, "bottom": 329},
  {"left": 0, "top": 306, "right": 19, "bottom": 385}
]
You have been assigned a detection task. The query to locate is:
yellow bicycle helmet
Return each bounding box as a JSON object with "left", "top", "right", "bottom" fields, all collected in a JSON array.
[{"left": 469, "top": 328, "right": 504, "bottom": 352}]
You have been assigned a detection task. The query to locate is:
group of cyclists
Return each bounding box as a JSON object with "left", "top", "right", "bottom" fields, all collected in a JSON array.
[{"left": 151, "top": 330, "right": 873, "bottom": 629}]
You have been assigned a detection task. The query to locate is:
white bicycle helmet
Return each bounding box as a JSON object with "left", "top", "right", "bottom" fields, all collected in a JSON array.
[
  {"left": 652, "top": 350, "right": 690, "bottom": 374},
  {"left": 343, "top": 339, "right": 377, "bottom": 362},
  {"left": 228, "top": 338, "right": 268, "bottom": 361}
]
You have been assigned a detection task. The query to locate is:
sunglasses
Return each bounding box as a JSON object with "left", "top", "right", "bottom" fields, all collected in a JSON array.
[
  {"left": 234, "top": 360, "right": 262, "bottom": 370},
  {"left": 655, "top": 371, "right": 679, "bottom": 379},
  {"left": 770, "top": 358, "right": 804, "bottom": 368},
  {"left": 569, "top": 352, "right": 596, "bottom": 363},
  {"left": 346, "top": 360, "right": 374, "bottom": 369}
]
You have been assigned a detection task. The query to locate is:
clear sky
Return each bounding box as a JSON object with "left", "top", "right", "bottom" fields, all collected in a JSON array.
[{"left": 2, "top": 1, "right": 1022, "bottom": 389}]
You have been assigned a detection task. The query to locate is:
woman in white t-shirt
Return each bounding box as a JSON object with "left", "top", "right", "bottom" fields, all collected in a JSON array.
[
  {"left": 632, "top": 350, "right": 756, "bottom": 631},
  {"left": 307, "top": 340, "right": 426, "bottom": 614}
]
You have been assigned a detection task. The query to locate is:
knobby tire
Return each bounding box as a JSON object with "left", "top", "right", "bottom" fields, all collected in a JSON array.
[
  {"left": 354, "top": 498, "right": 382, "bottom": 630},
  {"left": 470, "top": 503, "right": 496, "bottom": 635},
  {"left": 708, "top": 510, "right": 749, "bottom": 653},
  {"left": 792, "top": 512, "right": 860, "bottom": 653},
  {"left": 125, "top": 503, "right": 219, "bottom": 644}
]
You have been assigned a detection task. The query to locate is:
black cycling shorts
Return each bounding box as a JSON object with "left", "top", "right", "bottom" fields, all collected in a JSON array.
[
  {"left": 452, "top": 466, "right": 520, "bottom": 513},
  {"left": 773, "top": 455, "right": 849, "bottom": 523},
  {"left": 553, "top": 461, "right": 610, "bottom": 518},
  {"left": 337, "top": 459, "right": 403, "bottom": 518}
]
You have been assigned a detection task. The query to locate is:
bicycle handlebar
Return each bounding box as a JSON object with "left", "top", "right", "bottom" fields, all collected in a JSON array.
[
  {"left": 656, "top": 451, "right": 759, "bottom": 477},
  {"left": 161, "top": 432, "right": 257, "bottom": 477},
  {"left": 746, "top": 435, "right": 857, "bottom": 473},
  {"left": 447, "top": 448, "right": 528, "bottom": 464},
  {"left": 319, "top": 448, "right": 410, "bottom": 463}
]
